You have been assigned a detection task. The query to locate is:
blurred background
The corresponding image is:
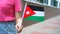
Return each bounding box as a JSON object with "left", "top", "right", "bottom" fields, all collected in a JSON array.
[{"left": 20, "top": 0, "right": 60, "bottom": 34}]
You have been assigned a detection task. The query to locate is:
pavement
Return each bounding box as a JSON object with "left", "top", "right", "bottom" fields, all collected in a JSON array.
[{"left": 20, "top": 15, "right": 60, "bottom": 34}]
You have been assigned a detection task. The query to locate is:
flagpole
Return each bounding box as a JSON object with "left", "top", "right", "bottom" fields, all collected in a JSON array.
[{"left": 22, "top": 2, "right": 27, "bottom": 22}]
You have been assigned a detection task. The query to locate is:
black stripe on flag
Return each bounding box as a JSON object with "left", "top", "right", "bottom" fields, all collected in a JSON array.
[{"left": 28, "top": 5, "right": 44, "bottom": 11}]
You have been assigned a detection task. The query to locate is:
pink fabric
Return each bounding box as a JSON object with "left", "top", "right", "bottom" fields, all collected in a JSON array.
[{"left": 0, "top": 0, "right": 22, "bottom": 21}]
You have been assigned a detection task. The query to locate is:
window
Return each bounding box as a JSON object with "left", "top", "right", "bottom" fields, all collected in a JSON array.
[
  {"left": 36, "top": 0, "right": 48, "bottom": 4},
  {"left": 36, "top": 0, "right": 40, "bottom": 2},
  {"left": 40, "top": 0, "right": 43, "bottom": 3},
  {"left": 44, "top": 0, "right": 48, "bottom": 4},
  {"left": 54, "top": 1, "right": 58, "bottom": 7},
  {"left": 36, "top": 0, "right": 43, "bottom": 3},
  {"left": 30, "top": 0, "right": 36, "bottom": 2},
  {"left": 51, "top": 0, "right": 58, "bottom": 7}
]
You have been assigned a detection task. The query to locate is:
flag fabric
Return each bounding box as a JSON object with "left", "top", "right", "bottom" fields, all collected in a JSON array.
[
  {"left": 24, "top": 6, "right": 35, "bottom": 18},
  {"left": 24, "top": 5, "right": 44, "bottom": 22}
]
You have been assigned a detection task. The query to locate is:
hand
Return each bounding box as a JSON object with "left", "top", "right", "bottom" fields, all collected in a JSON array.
[{"left": 15, "top": 22, "right": 23, "bottom": 33}]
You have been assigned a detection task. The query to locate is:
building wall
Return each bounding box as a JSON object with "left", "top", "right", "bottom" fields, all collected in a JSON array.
[
  {"left": 22, "top": 2, "right": 60, "bottom": 27},
  {"left": 45, "top": 6, "right": 60, "bottom": 19}
]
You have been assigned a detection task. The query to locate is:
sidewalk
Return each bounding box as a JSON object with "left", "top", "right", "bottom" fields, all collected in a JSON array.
[{"left": 20, "top": 15, "right": 60, "bottom": 34}]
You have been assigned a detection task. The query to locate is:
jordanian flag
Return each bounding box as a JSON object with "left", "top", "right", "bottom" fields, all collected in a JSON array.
[{"left": 23, "top": 5, "right": 44, "bottom": 22}]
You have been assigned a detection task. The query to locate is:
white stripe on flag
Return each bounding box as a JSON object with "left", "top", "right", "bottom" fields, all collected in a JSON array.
[{"left": 32, "top": 11, "right": 44, "bottom": 16}]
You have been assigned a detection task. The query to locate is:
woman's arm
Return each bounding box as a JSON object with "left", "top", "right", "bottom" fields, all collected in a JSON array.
[
  {"left": 15, "top": 11, "right": 23, "bottom": 33},
  {"left": 15, "top": 12, "right": 22, "bottom": 24},
  {"left": 14, "top": 0, "right": 23, "bottom": 33}
]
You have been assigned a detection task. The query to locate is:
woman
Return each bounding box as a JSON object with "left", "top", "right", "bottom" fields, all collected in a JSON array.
[{"left": 0, "top": 0, "right": 23, "bottom": 34}]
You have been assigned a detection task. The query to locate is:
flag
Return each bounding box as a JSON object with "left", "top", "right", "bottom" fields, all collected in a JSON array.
[
  {"left": 24, "top": 6, "right": 35, "bottom": 18},
  {"left": 24, "top": 5, "right": 44, "bottom": 22}
]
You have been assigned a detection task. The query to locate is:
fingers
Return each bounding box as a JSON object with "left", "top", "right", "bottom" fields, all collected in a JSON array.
[
  {"left": 18, "top": 27, "right": 23, "bottom": 33},
  {"left": 18, "top": 25, "right": 23, "bottom": 33},
  {"left": 15, "top": 25, "right": 23, "bottom": 33},
  {"left": 15, "top": 25, "right": 19, "bottom": 31}
]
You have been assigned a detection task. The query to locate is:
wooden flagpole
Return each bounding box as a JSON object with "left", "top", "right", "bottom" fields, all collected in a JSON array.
[{"left": 21, "top": 2, "right": 27, "bottom": 23}]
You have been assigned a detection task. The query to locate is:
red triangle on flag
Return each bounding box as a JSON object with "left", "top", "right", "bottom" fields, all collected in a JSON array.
[{"left": 24, "top": 6, "right": 35, "bottom": 18}]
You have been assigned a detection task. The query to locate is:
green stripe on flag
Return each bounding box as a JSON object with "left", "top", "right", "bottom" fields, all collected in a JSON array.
[{"left": 24, "top": 16, "right": 44, "bottom": 22}]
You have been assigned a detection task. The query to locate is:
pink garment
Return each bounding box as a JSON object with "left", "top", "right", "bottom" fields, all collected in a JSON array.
[{"left": 0, "top": 0, "right": 22, "bottom": 21}]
